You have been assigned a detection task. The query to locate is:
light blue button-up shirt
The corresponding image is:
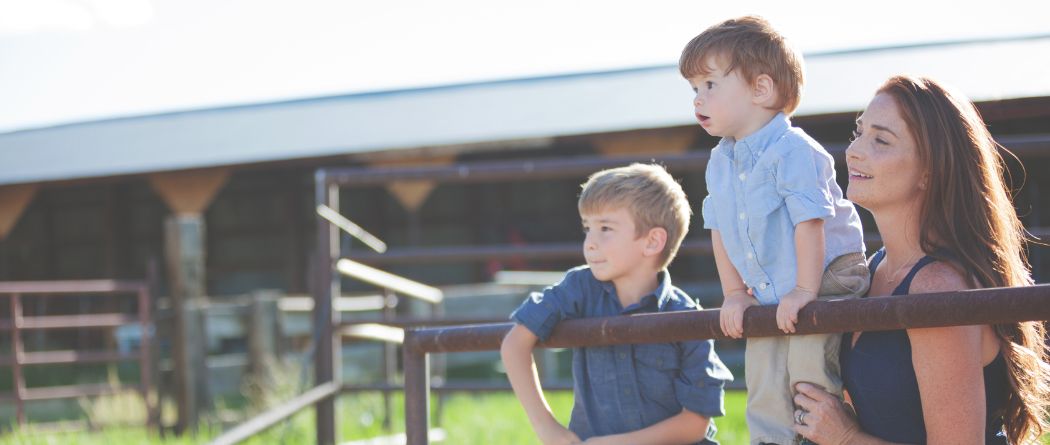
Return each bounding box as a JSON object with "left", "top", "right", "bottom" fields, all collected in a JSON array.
[
  {"left": 701, "top": 113, "right": 865, "bottom": 305},
  {"left": 511, "top": 266, "right": 733, "bottom": 443}
]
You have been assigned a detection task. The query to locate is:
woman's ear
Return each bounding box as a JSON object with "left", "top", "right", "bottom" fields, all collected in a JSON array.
[
  {"left": 645, "top": 227, "right": 668, "bottom": 257},
  {"left": 752, "top": 74, "right": 776, "bottom": 106}
]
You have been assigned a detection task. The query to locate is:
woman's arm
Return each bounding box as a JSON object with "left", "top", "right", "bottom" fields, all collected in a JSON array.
[
  {"left": 906, "top": 262, "right": 986, "bottom": 445},
  {"left": 794, "top": 260, "right": 984, "bottom": 445}
]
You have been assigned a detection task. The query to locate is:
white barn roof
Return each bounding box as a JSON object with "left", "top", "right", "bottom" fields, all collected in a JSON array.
[{"left": 2, "top": 35, "right": 1049, "bottom": 186}]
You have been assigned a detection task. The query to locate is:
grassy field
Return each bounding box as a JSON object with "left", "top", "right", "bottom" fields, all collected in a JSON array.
[
  {"left": 2, "top": 390, "right": 1046, "bottom": 444},
  {"left": 0, "top": 390, "right": 748, "bottom": 444}
]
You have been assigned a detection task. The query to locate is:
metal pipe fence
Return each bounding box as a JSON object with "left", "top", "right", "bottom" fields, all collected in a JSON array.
[
  {"left": 402, "top": 284, "right": 1050, "bottom": 444},
  {"left": 0, "top": 279, "right": 156, "bottom": 428}
]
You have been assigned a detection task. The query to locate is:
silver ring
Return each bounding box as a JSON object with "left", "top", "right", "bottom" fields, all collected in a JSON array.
[{"left": 795, "top": 411, "right": 807, "bottom": 425}]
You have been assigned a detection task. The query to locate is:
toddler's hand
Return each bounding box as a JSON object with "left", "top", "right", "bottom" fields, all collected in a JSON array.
[
  {"left": 776, "top": 286, "right": 817, "bottom": 333},
  {"left": 719, "top": 290, "right": 758, "bottom": 339}
]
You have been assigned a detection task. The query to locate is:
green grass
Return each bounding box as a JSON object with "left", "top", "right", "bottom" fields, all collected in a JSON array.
[
  {"left": 0, "top": 391, "right": 748, "bottom": 444},
  {"left": 3, "top": 390, "right": 1046, "bottom": 444}
]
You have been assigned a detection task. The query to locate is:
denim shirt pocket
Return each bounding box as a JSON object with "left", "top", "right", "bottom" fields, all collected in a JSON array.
[{"left": 633, "top": 344, "right": 681, "bottom": 400}]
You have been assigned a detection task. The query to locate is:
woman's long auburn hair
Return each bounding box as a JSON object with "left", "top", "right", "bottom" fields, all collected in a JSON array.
[{"left": 878, "top": 75, "right": 1050, "bottom": 444}]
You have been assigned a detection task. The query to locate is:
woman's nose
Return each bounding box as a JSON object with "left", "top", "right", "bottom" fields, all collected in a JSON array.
[{"left": 845, "top": 140, "right": 861, "bottom": 161}]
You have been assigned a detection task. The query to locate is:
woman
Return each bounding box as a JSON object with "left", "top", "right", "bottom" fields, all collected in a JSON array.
[{"left": 791, "top": 75, "right": 1049, "bottom": 444}]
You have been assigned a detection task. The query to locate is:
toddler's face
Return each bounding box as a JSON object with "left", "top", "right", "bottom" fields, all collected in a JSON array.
[{"left": 685, "top": 56, "right": 756, "bottom": 140}]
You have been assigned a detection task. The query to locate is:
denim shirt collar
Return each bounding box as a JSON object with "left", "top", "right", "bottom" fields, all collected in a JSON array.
[
  {"left": 716, "top": 112, "right": 790, "bottom": 161},
  {"left": 599, "top": 269, "right": 674, "bottom": 312}
]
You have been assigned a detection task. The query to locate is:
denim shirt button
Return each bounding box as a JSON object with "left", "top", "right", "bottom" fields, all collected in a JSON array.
[
  {"left": 618, "top": 352, "right": 627, "bottom": 360},
  {"left": 759, "top": 282, "right": 768, "bottom": 290},
  {"left": 738, "top": 212, "right": 746, "bottom": 220}
]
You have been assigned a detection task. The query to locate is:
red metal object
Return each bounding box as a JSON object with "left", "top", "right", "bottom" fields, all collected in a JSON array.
[{"left": 0, "top": 279, "right": 156, "bottom": 429}]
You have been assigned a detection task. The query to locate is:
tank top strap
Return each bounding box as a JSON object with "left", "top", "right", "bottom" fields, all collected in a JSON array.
[
  {"left": 893, "top": 255, "right": 939, "bottom": 296},
  {"left": 868, "top": 248, "right": 886, "bottom": 276}
]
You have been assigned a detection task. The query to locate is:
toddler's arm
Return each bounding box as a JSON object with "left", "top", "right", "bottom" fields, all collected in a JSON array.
[
  {"left": 713, "top": 230, "right": 758, "bottom": 338},
  {"left": 776, "top": 218, "right": 824, "bottom": 333},
  {"left": 501, "top": 324, "right": 580, "bottom": 445}
]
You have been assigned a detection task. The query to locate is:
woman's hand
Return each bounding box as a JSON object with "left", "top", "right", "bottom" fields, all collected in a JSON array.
[{"left": 793, "top": 382, "right": 861, "bottom": 445}]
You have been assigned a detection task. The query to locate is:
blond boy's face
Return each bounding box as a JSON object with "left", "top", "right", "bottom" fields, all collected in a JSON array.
[
  {"left": 580, "top": 206, "right": 652, "bottom": 283},
  {"left": 685, "top": 55, "right": 759, "bottom": 140}
]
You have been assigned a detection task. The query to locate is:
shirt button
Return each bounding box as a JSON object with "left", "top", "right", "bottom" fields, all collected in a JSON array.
[
  {"left": 746, "top": 252, "right": 754, "bottom": 259},
  {"left": 623, "top": 388, "right": 631, "bottom": 396},
  {"left": 759, "top": 282, "right": 768, "bottom": 290},
  {"left": 738, "top": 172, "right": 746, "bottom": 181},
  {"left": 739, "top": 212, "right": 746, "bottom": 220},
  {"left": 618, "top": 352, "right": 627, "bottom": 360}
]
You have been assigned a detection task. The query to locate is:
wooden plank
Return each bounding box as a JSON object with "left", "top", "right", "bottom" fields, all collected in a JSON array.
[
  {"left": 0, "top": 280, "right": 145, "bottom": 294},
  {"left": 278, "top": 295, "right": 386, "bottom": 313},
  {"left": 22, "top": 383, "right": 135, "bottom": 401},
  {"left": 18, "top": 350, "right": 139, "bottom": 365},
  {"left": 336, "top": 259, "right": 443, "bottom": 304},
  {"left": 341, "top": 323, "right": 404, "bottom": 344},
  {"left": 15, "top": 313, "right": 137, "bottom": 330}
]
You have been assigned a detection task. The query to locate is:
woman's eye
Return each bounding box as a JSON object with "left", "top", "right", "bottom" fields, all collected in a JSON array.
[
  {"left": 706, "top": 81, "right": 714, "bottom": 89},
  {"left": 850, "top": 129, "right": 861, "bottom": 141}
]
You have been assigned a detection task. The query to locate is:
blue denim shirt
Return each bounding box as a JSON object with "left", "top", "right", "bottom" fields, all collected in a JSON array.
[
  {"left": 511, "top": 266, "right": 733, "bottom": 443},
  {"left": 701, "top": 113, "right": 865, "bottom": 305}
]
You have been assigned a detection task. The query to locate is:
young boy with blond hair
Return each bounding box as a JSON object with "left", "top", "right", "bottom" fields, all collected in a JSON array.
[
  {"left": 502, "top": 163, "right": 733, "bottom": 444},
  {"left": 680, "top": 16, "right": 869, "bottom": 445}
]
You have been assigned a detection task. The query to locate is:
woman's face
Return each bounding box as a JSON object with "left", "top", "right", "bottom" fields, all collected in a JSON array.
[{"left": 845, "top": 93, "right": 925, "bottom": 213}]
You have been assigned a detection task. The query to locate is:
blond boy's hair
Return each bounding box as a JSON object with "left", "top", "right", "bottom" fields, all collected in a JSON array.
[
  {"left": 578, "top": 163, "right": 691, "bottom": 269},
  {"left": 679, "top": 15, "right": 804, "bottom": 115}
]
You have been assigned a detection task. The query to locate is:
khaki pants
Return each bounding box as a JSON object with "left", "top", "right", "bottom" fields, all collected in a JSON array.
[{"left": 745, "top": 252, "right": 869, "bottom": 445}]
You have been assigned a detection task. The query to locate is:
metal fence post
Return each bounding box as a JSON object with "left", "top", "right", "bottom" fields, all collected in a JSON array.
[
  {"left": 314, "top": 172, "right": 340, "bottom": 445},
  {"left": 403, "top": 330, "right": 430, "bottom": 445}
]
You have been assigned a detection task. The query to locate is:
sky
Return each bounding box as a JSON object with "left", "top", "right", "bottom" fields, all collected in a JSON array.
[{"left": 1, "top": 0, "right": 1049, "bottom": 133}]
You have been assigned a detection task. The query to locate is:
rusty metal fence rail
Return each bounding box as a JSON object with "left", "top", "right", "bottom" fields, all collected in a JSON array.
[
  {"left": 401, "top": 284, "right": 1050, "bottom": 444},
  {"left": 0, "top": 280, "right": 156, "bottom": 428}
]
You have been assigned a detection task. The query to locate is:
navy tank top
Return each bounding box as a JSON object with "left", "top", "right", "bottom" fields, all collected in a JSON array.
[{"left": 839, "top": 248, "right": 1009, "bottom": 444}]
